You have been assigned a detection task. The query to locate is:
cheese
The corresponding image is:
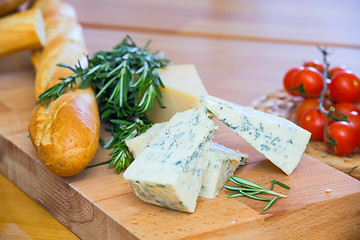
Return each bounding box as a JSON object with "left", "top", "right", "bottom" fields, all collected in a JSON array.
[
  {"left": 199, "top": 95, "right": 311, "bottom": 175},
  {"left": 125, "top": 122, "right": 167, "bottom": 158},
  {"left": 148, "top": 64, "right": 208, "bottom": 123},
  {"left": 123, "top": 107, "right": 215, "bottom": 213},
  {"left": 201, "top": 142, "right": 247, "bottom": 199},
  {"left": 126, "top": 122, "right": 248, "bottom": 199}
]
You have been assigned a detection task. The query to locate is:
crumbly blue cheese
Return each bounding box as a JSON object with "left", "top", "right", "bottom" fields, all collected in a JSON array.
[
  {"left": 126, "top": 123, "right": 248, "bottom": 199},
  {"left": 123, "top": 107, "right": 215, "bottom": 213},
  {"left": 199, "top": 95, "right": 311, "bottom": 175},
  {"left": 201, "top": 142, "right": 247, "bottom": 199}
]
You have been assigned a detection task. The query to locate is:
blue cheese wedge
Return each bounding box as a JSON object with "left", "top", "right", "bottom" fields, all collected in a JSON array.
[
  {"left": 123, "top": 107, "right": 215, "bottom": 213},
  {"left": 126, "top": 123, "right": 248, "bottom": 199},
  {"left": 199, "top": 95, "right": 311, "bottom": 175},
  {"left": 201, "top": 142, "right": 247, "bottom": 199}
]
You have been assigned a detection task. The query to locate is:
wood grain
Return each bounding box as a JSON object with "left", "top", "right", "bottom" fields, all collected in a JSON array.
[
  {"left": 67, "top": 0, "right": 360, "bottom": 48},
  {"left": 0, "top": 173, "right": 79, "bottom": 240}
]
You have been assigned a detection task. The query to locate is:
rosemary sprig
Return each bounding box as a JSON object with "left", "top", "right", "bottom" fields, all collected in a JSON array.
[
  {"left": 224, "top": 176, "right": 290, "bottom": 211},
  {"left": 37, "top": 35, "right": 170, "bottom": 173}
]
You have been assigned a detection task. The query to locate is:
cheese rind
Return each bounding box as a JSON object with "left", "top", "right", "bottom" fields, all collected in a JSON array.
[
  {"left": 148, "top": 64, "right": 208, "bottom": 123},
  {"left": 123, "top": 107, "right": 215, "bottom": 213},
  {"left": 126, "top": 122, "right": 248, "bottom": 199},
  {"left": 199, "top": 95, "right": 311, "bottom": 175},
  {"left": 201, "top": 142, "right": 247, "bottom": 199}
]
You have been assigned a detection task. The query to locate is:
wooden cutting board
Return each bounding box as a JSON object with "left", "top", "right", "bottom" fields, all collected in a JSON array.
[{"left": 1, "top": 62, "right": 360, "bottom": 239}]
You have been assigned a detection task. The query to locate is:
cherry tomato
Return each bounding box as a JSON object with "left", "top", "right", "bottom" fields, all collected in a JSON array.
[
  {"left": 324, "top": 121, "right": 357, "bottom": 156},
  {"left": 329, "top": 71, "right": 360, "bottom": 103},
  {"left": 303, "top": 59, "right": 325, "bottom": 73},
  {"left": 292, "top": 67, "right": 324, "bottom": 98},
  {"left": 296, "top": 98, "right": 319, "bottom": 123},
  {"left": 328, "top": 65, "right": 349, "bottom": 79},
  {"left": 329, "top": 102, "right": 359, "bottom": 125},
  {"left": 333, "top": 102, "right": 358, "bottom": 114},
  {"left": 346, "top": 111, "right": 360, "bottom": 134},
  {"left": 300, "top": 107, "right": 327, "bottom": 141},
  {"left": 283, "top": 67, "right": 303, "bottom": 96}
]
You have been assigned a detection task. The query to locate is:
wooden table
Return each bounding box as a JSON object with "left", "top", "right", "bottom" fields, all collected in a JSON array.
[{"left": 1, "top": 0, "right": 360, "bottom": 239}]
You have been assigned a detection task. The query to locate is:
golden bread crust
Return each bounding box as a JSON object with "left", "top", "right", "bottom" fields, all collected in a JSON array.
[
  {"left": 29, "top": 89, "right": 100, "bottom": 177},
  {"left": 28, "top": 0, "right": 100, "bottom": 177}
]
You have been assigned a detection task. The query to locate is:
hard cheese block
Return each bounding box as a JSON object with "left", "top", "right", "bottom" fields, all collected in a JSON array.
[
  {"left": 148, "top": 64, "right": 208, "bottom": 123},
  {"left": 123, "top": 107, "right": 215, "bottom": 213},
  {"left": 199, "top": 95, "right": 311, "bottom": 175},
  {"left": 126, "top": 122, "right": 248, "bottom": 199}
]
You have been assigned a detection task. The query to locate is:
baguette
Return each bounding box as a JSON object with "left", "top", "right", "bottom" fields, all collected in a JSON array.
[
  {"left": 0, "top": 8, "right": 45, "bottom": 56},
  {"left": 0, "top": 0, "right": 27, "bottom": 16},
  {"left": 28, "top": 0, "right": 100, "bottom": 177}
]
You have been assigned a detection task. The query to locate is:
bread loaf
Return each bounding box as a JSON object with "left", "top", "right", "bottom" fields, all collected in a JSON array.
[
  {"left": 0, "top": 0, "right": 27, "bottom": 16},
  {"left": 0, "top": 8, "right": 45, "bottom": 56},
  {"left": 28, "top": 0, "right": 100, "bottom": 177}
]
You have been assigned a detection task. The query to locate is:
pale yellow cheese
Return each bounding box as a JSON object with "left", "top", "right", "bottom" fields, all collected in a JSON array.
[{"left": 148, "top": 64, "right": 208, "bottom": 123}]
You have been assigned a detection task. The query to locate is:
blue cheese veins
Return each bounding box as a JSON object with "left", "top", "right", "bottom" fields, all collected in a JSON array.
[
  {"left": 126, "top": 124, "right": 248, "bottom": 199},
  {"left": 199, "top": 95, "right": 311, "bottom": 175},
  {"left": 123, "top": 107, "right": 215, "bottom": 213}
]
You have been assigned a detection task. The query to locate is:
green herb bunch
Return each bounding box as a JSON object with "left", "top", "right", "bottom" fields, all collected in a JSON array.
[{"left": 37, "top": 35, "right": 170, "bottom": 173}]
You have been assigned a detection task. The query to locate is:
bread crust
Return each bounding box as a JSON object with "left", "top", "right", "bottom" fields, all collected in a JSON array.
[
  {"left": 0, "top": 8, "right": 46, "bottom": 56},
  {"left": 29, "top": 89, "right": 100, "bottom": 177},
  {"left": 0, "top": 0, "right": 27, "bottom": 16},
  {"left": 28, "top": 0, "right": 100, "bottom": 177}
]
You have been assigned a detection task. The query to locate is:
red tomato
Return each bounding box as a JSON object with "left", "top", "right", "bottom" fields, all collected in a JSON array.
[
  {"left": 283, "top": 67, "right": 303, "bottom": 96},
  {"left": 329, "top": 102, "right": 359, "bottom": 124},
  {"left": 293, "top": 67, "right": 324, "bottom": 98},
  {"left": 303, "top": 60, "right": 325, "bottom": 73},
  {"left": 324, "top": 121, "right": 357, "bottom": 156},
  {"left": 329, "top": 71, "right": 360, "bottom": 103},
  {"left": 328, "top": 65, "right": 349, "bottom": 79},
  {"left": 333, "top": 102, "right": 358, "bottom": 114},
  {"left": 300, "top": 107, "right": 327, "bottom": 141},
  {"left": 347, "top": 111, "right": 360, "bottom": 133},
  {"left": 296, "top": 99, "right": 319, "bottom": 123}
]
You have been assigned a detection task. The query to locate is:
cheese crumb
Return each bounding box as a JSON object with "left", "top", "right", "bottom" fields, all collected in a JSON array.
[{"left": 325, "top": 189, "right": 332, "bottom": 193}]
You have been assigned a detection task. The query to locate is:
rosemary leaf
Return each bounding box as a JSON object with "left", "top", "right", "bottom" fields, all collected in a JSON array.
[
  {"left": 263, "top": 196, "right": 279, "bottom": 211},
  {"left": 227, "top": 193, "right": 246, "bottom": 198},
  {"left": 239, "top": 190, "right": 272, "bottom": 202},
  {"left": 230, "top": 176, "right": 265, "bottom": 189},
  {"left": 272, "top": 179, "right": 291, "bottom": 190}
]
